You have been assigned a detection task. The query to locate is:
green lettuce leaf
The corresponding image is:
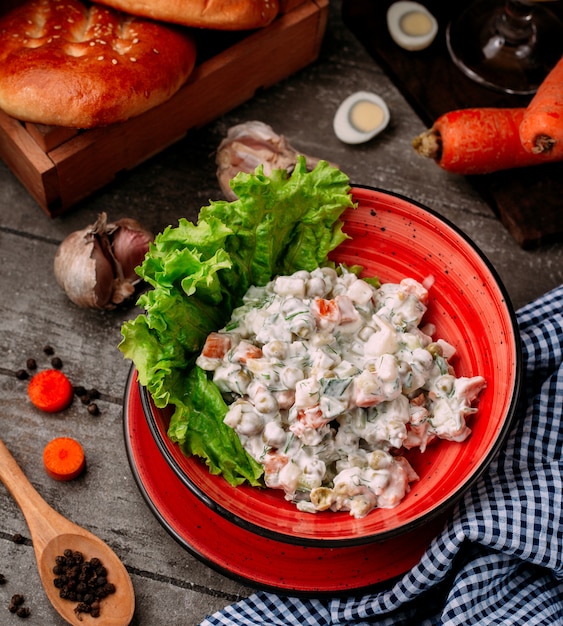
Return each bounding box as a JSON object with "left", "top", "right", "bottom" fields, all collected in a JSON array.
[
  {"left": 167, "top": 367, "right": 264, "bottom": 486},
  {"left": 119, "top": 157, "right": 355, "bottom": 486}
]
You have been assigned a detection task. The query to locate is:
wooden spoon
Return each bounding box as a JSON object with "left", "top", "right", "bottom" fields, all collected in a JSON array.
[{"left": 0, "top": 438, "right": 135, "bottom": 625}]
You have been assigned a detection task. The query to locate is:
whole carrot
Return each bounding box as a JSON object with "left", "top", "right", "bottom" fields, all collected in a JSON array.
[
  {"left": 519, "top": 54, "right": 563, "bottom": 157},
  {"left": 413, "top": 107, "right": 563, "bottom": 174}
]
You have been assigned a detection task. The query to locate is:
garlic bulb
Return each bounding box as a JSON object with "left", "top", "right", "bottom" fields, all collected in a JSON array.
[
  {"left": 53, "top": 212, "right": 154, "bottom": 310},
  {"left": 216, "top": 121, "right": 328, "bottom": 200}
]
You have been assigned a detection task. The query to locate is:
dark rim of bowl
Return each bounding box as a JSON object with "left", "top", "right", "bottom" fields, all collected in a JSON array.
[{"left": 137, "top": 185, "right": 523, "bottom": 548}]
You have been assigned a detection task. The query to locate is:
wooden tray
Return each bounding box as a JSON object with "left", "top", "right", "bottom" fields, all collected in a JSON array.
[
  {"left": 342, "top": 0, "right": 563, "bottom": 249},
  {"left": 0, "top": 0, "right": 328, "bottom": 217}
]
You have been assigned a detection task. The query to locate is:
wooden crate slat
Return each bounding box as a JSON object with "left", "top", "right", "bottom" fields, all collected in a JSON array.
[
  {"left": 0, "top": 110, "right": 61, "bottom": 210},
  {"left": 25, "top": 123, "right": 80, "bottom": 153}
]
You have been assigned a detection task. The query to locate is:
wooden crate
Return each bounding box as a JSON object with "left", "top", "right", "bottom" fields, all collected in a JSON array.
[{"left": 0, "top": 0, "right": 329, "bottom": 216}]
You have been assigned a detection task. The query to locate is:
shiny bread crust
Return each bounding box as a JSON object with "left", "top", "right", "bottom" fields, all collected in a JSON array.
[
  {"left": 95, "top": 0, "right": 280, "bottom": 30},
  {"left": 0, "top": 0, "right": 197, "bottom": 128}
]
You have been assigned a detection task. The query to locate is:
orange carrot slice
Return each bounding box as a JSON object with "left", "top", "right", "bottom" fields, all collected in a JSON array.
[
  {"left": 43, "top": 437, "right": 86, "bottom": 481},
  {"left": 28, "top": 369, "right": 74, "bottom": 413}
]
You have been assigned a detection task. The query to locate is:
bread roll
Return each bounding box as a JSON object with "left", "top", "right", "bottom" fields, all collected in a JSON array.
[
  {"left": 0, "top": 0, "right": 197, "bottom": 128},
  {"left": 95, "top": 0, "right": 280, "bottom": 31}
]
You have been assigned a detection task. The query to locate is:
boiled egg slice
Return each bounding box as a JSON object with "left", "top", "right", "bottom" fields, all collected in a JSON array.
[
  {"left": 387, "top": 1, "right": 438, "bottom": 51},
  {"left": 333, "top": 91, "right": 390, "bottom": 144}
]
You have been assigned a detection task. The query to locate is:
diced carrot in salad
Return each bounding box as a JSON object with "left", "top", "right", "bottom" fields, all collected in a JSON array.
[
  {"left": 311, "top": 298, "right": 341, "bottom": 324},
  {"left": 201, "top": 332, "right": 231, "bottom": 359}
]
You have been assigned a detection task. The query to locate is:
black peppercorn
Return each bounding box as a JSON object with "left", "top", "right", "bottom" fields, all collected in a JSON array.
[
  {"left": 8, "top": 594, "right": 27, "bottom": 615},
  {"left": 51, "top": 357, "right": 63, "bottom": 369},
  {"left": 75, "top": 602, "right": 90, "bottom": 614},
  {"left": 16, "top": 606, "right": 30, "bottom": 618},
  {"left": 12, "top": 533, "right": 24, "bottom": 544},
  {"left": 15, "top": 369, "right": 28, "bottom": 380},
  {"left": 26, "top": 358, "right": 36, "bottom": 370},
  {"left": 43, "top": 345, "right": 55, "bottom": 356},
  {"left": 53, "top": 550, "right": 116, "bottom": 619},
  {"left": 0, "top": 573, "right": 6, "bottom": 585}
]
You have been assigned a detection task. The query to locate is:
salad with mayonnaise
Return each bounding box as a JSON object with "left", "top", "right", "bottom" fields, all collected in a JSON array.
[
  {"left": 119, "top": 158, "right": 485, "bottom": 518},
  {"left": 195, "top": 267, "right": 486, "bottom": 517}
]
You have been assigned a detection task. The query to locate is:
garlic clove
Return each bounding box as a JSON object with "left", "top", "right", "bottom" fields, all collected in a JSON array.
[
  {"left": 53, "top": 212, "right": 153, "bottom": 310},
  {"left": 110, "top": 218, "right": 154, "bottom": 281},
  {"left": 110, "top": 277, "right": 136, "bottom": 306},
  {"left": 216, "top": 121, "right": 328, "bottom": 200},
  {"left": 54, "top": 228, "right": 114, "bottom": 309},
  {"left": 89, "top": 238, "right": 118, "bottom": 307}
]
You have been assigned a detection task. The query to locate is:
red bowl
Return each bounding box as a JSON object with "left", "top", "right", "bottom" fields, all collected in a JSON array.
[{"left": 141, "top": 186, "right": 522, "bottom": 547}]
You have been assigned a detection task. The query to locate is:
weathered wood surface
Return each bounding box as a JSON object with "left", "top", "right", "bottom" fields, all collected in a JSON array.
[{"left": 1, "top": 2, "right": 562, "bottom": 624}]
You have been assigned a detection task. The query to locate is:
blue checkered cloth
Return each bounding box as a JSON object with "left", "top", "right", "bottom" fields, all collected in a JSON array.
[{"left": 201, "top": 285, "right": 563, "bottom": 625}]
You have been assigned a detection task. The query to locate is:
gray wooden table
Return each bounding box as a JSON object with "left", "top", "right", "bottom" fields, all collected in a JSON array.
[{"left": 1, "top": 3, "right": 562, "bottom": 624}]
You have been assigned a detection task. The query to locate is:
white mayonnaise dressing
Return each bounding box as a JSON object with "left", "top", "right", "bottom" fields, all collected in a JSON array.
[{"left": 196, "top": 267, "right": 486, "bottom": 518}]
